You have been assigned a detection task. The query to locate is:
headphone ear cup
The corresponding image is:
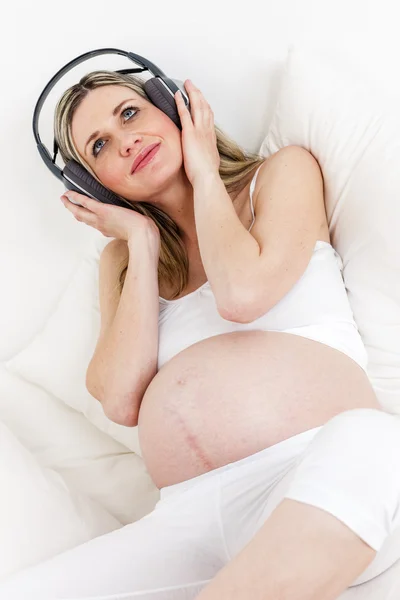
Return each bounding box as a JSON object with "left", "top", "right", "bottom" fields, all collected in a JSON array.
[
  {"left": 144, "top": 79, "right": 182, "bottom": 129},
  {"left": 63, "top": 160, "right": 131, "bottom": 208}
]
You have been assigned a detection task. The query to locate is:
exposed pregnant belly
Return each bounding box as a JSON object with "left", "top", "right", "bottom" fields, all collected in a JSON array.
[{"left": 137, "top": 330, "right": 381, "bottom": 489}]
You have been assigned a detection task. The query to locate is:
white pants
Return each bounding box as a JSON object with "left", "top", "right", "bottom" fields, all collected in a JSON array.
[{"left": 2, "top": 408, "right": 400, "bottom": 600}]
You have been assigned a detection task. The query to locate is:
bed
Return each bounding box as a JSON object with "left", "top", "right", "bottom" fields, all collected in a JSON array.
[{"left": 1, "top": 44, "right": 399, "bottom": 599}]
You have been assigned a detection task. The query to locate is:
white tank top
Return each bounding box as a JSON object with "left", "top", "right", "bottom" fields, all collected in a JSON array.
[{"left": 157, "top": 166, "right": 368, "bottom": 372}]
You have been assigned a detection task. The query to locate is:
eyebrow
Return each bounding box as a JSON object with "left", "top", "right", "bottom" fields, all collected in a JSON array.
[{"left": 84, "top": 99, "right": 137, "bottom": 155}]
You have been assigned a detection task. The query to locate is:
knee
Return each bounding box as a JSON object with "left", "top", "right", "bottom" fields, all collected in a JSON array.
[
  {"left": 316, "top": 408, "right": 400, "bottom": 466},
  {"left": 328, "top": 408, "right": 398, "bottom": 442},
  {"left": 288, "top": 409, "right": 400, "bottom": 552}
]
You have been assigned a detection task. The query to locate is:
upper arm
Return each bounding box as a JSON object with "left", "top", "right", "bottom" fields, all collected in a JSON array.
[
  {"left": 240, "top": 145, "right": 327, "bottom": 321},
  {"left": 88, "top": 239, "right": 129, "bottom": 368}
]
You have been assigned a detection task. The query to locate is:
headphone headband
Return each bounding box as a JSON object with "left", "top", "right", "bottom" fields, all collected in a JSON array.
[
  {"left": 33, "top": 48, "right": 188, "bottom": 206},
  {"left": 32, "top": 47, "right": 175, "bottom": 180}
]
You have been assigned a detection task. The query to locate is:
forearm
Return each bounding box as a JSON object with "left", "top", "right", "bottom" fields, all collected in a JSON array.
[
  {"left": 193, "top": 173, "right": 260, "bottom": 314},
  {"left": 101, "top": 233, "right": 160, "bottom": 424}
]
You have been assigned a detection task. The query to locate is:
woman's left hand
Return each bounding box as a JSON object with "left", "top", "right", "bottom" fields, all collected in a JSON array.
[{"left": 175, "top": 79, "right": 220, "bottom": 187}]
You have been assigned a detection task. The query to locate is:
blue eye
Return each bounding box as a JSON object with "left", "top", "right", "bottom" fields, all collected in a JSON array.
[
  {"left": 122, "top": 106, "right": 137, "bottom": 120},
  {"left": 92, "top": 105, "right": 139, "bottom": 157},
  {"left": 92, "top": 139, "right": 105, "bottom": 156}
]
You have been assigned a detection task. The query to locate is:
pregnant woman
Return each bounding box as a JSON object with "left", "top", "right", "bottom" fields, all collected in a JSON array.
[{"left": 3, "top": 72, "right": 400, "bottom": 600}]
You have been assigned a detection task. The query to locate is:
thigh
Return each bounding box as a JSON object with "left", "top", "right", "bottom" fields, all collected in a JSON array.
[
  {"left": 267, "top": 410, "right": 400, "bottom": 587},
  {"left": 0, "top": 482, "right": 225, "bottom": 600},
  {"left": 221, "top": 410, "right": 400, "bottom": 587},
  {"left": 282, "top": 409, "right": 400, "bottom": 584},
  {"left": 219, "top": 427, "right": 321, "bottom": 560}
]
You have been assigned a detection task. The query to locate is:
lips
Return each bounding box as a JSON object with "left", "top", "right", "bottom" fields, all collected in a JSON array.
[{"left": 131, "top": 143, "right": 161, "bottom": 174}]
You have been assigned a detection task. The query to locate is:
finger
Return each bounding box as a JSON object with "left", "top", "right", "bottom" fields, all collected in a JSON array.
[
  {"left": 64, "top": 191, "right": 92, "bottom": 207},
  {"left": 184, "top": 80, "right": 203, "bottom": 122},
  {"left": 63, "top": 192, "right": 102, "bottom": 213},
  {"left": 175, "top": 90, "right": 193, "bottom": 126},
  {"left": 184, "top": 80, "right": 213, "bottom": 127},
  {"left": 185, "top": 80, "right": 211, "bottom": 107},
  {"left": 61, "top": 194, "right": 98, "bottom": 224}
]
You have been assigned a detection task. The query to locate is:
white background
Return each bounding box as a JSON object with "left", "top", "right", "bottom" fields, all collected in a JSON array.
[{"left": 2, "top": 0, "right": 400, "bottom": 357}]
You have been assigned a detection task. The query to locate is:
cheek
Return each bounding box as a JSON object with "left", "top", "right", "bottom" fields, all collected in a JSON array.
[{"left": 96, "top": 161, "right": 125, "bottom": 191}]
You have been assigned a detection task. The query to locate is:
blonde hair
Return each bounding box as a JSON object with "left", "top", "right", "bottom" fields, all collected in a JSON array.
[{"left": 54, "top": 70, "right": 266, "bottom": 299}]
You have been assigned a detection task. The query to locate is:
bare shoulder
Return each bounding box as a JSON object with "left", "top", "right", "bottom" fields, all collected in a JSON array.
[
  {"left": 264, "top": 145, "right": 320, "bottom": 167},
  {"left": 248, "top": 145, "right": 329, "bottom": 256},
  {"left": 254, "top": 146, "right": 322, "bottom": 201}
]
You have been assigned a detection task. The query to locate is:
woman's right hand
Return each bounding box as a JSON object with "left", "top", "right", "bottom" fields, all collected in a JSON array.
[{"left": 60, "top": 190, "right": 160, "bottom": 247}]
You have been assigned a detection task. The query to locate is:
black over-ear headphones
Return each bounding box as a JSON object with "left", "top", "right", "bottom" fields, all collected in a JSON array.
[{"left": 32, "top": 47, "right": 190, "bottom": 208}]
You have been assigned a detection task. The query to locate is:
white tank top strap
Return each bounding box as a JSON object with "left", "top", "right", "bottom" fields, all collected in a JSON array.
[{"left": 248, "top": 164, "right": 263, "bottom": 230}]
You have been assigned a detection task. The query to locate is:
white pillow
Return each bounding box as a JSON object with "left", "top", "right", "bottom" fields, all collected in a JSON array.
[
  {"left": 260, "top": 45, "right": 400, "bottom": 414},
  {"left": 0, "top": 421, "right": 120, "bottom": 580},
  {"left": 5, "top": 233, "right": 144, "bottom": 455},
  {"left": 0, "top": 365, "right": 160, "bottom": 526}
]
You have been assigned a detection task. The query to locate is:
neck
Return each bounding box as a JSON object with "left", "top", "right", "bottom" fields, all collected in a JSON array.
[{"left": 142, "top": 170, "right": 245, "bottom": 248}]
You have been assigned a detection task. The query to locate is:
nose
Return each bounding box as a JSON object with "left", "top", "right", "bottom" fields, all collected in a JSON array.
[{"left": 118, "top": 133, "right": 142, "bottom": 157}]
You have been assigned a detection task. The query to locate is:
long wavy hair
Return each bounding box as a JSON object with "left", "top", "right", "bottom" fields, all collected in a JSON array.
[{"left": 54, "top": 70, "right": 266, "bottom": 299}]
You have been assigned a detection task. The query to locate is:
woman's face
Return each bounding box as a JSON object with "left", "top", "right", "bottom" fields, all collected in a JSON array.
[{"left": 71, "top": 84, "right": 183, "bottom": 201}]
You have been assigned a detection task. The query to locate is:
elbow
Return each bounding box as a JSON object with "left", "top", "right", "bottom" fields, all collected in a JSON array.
[
  {"left": 102, "top": 396, "right": 139, "bottom": 427},
  {"left": 218, "top": 305, "right": 252, "bottom": 324},
  {"left": 86, "top": 371, "right": 140, "bottom": 427},
  {"left": 223, "top": 309, "right": 257, "bottom": 324},
  {"left": 218, "top": 287, "right": 260, "bottom": 324}
]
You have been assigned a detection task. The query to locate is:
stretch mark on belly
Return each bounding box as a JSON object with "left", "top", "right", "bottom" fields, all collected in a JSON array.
[{"left": 164, "top": 403, "right": 215, "bottom": 470}]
